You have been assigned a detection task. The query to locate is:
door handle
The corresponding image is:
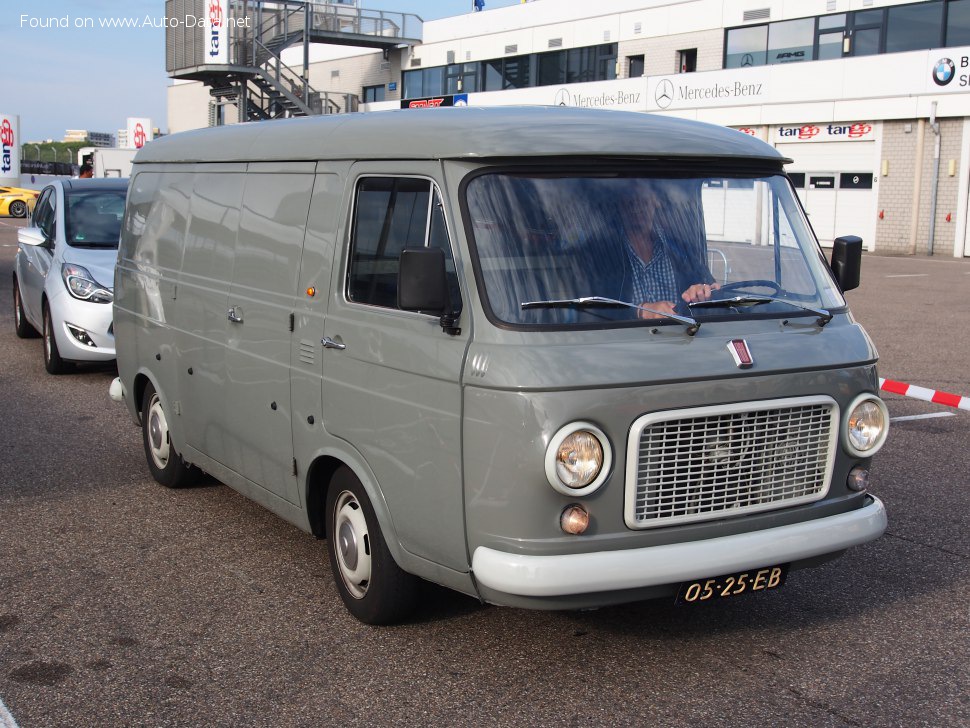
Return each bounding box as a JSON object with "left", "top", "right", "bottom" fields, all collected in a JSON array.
[
  {"left": 228, "top": 306, "right": 243, "bottom": 324},
  {"left": 321, "top": 336, "right": 346, "bottom": 350}
]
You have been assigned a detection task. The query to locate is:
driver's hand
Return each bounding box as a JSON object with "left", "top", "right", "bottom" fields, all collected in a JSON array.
[
  {"left": 637, "top": 300, "right": 677, "bottom": 319},
  {"left": 681, "top": 282, "right": 720, "bottom": 304}
]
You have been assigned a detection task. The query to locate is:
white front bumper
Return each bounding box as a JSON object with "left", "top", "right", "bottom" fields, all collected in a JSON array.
[{"left": 472, "top": 496, "right": 887, "bottom": 598}]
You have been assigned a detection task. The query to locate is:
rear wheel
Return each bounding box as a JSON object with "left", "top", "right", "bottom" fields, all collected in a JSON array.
[
  {"left": 13, "top": 282, "right": 38, "bottom": 338},
  {"left": 8, "top": 200, "right": 27, "bottom": 218},
  {"left": 326, "top": 467, "right": 418, "bottom": 624},
  {"left": 141, "top": 382, "right": 197, "bottom": 488},
  {"left": 43, "top": 304, "right": 70, "bottom": 374}
]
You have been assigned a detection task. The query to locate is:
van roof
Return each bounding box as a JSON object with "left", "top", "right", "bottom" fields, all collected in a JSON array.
[{"left": 136, "top": 106, "right": 788, "bottom": 165}]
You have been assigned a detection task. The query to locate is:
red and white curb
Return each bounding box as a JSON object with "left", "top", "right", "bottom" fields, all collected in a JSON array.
[{"left": 879, "top": 378, "right": 970, "bottom": 411}]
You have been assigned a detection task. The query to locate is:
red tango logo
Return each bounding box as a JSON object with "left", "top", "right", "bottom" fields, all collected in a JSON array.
[
  {"left": 798, "top": 125, "right": 820, "bottom": 140},
  {"left": 208, "top": 0, "right": 224, "bottom": 58},
  {"left": 133, "top": 123, "right": 147, "bottom": 149},
  {"left": 0, "top": 119, "right": 14, "bottom": 174}
]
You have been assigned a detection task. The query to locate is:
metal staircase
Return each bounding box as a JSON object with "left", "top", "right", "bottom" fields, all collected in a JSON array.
[{"left": 165, "top": 0, "right": 422, "bottom": 124}]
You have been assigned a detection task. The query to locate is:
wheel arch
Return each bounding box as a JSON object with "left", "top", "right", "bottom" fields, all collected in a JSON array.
[{"left": 304, "top": 452, "right": 410, "bottom": 571}]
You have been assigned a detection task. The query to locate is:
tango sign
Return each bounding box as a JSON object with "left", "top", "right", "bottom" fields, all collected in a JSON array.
[
  {"left": 775, "top": 122, "right": 874, "bottom": 143},
  {"left": 0, "top": 113, "right": 19, "bottom": 180}
]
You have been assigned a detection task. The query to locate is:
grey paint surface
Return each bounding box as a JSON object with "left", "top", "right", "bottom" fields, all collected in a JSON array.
[{"left": 114, "top": 107, "right": 883, "bottom": 612}]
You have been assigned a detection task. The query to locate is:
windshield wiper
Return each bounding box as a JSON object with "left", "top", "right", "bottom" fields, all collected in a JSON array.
[
  {"left": 688, "top": 295, "right": 832, "bottom": 327},
  {"left": 521, "top": 296, "right": 700, "bottom": 335}
]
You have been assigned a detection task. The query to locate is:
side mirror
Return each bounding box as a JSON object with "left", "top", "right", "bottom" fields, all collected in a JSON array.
[
  {"left": 17, "top": 227, "right": 47, "bottom": 247},
  {"left": 399, "top": 247, "right": 448, "bottom": 313},
  {"left": 830, "top": 235, "right": 862, "bottom": 292}
]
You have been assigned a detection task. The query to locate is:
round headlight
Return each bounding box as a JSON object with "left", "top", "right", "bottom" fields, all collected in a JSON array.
[
  {"left": 545, "top": 422, "right": 612, "bottom": 497},
  {"left": 843, "top": 395, "right": 889, "bottom": 457}
]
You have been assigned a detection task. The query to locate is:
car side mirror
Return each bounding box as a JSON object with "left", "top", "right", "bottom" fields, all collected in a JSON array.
[
  {"left": 17, "top": 227, "right": 47, "bottom": 247},
  {"left": 830, "top": 235, "right": 862, "bottom": 292},
  {"left": 399, "top": 247, "right": 448, "bottom": 313},
  {"left": 398, "top": 247, "right": 461, "bottom": 335}
]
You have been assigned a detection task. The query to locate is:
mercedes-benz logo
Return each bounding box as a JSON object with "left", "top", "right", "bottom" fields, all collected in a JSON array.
[
  {"left": 554, "top": 88, "right": 571, "bottom": 106},
  {"left": 741, "top": 53, "right": 754, "bottom": 67},
  {"left": 655, "top": 79, "right": 674, "bottom": 109}
]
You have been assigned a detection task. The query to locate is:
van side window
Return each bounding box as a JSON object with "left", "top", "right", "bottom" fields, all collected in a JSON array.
[{"left": 348, "top": 177, "right": 459, "bottom": 309}]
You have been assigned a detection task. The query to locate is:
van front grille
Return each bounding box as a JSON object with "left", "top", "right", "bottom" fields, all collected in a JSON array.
[{"left": 624, "top": 397, "right": 837, "bottom": 529}]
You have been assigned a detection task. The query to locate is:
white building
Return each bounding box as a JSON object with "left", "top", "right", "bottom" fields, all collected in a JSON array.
[
  {"left": 63, "top": 129, "right": 114, "bottom": 147},
  {"left": 168, "top": 0, "right": 970, "bottom": 257}
]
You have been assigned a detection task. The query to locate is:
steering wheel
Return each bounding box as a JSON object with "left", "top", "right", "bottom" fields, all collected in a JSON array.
[{"left": 717, "top": 279, "right": 782, "bottom": 296}]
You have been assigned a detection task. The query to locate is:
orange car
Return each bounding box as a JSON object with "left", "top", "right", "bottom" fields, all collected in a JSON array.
[{"left": 0, "top": 186, "right": 39, "bottom": 218}]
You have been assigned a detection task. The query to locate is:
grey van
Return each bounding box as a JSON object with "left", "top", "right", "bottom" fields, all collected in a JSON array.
[{"left": 111, "top": 107, "right": 888, "bottom": 624}]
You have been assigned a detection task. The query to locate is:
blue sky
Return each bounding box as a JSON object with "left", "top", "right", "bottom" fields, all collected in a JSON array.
[{"left": 6, "top": 0, "right": 521, "bottom": 144}]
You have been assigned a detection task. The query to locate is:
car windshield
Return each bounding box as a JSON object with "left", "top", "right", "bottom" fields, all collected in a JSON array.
[
  {"left": 65, "top": 190, "right": 127, "bottom": 248},
  {"left": 464, "top": 171, "right": 846, "bottom": 328}
]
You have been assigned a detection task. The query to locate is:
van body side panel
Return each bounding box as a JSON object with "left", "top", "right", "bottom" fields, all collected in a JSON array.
[
  {"left": 176, "top": 171, "right": 245, "bottom": 466},
  {"left": 116, "top": 171, "right": 193, "bottom": 437},
  {"left": 319, "top": 162, "right": 470, "bottom": 571},
  {"left": 222, "top": 171, "right": 314, "bottom": 506}
]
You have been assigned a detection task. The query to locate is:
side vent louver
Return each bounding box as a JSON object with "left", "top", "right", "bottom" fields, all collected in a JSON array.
[
  {"left": 743, "top": 8, "right": 770, "bottom": 22},
  {"left": 633, "top": 22, "right": 642, "bottom": 35},
  {"left": 410, "top": 57, "right": 422, "bottom": 67},
  {"left": 548, "top": 38, "right": 563, "bottom": 49},
  {"left": 505, "top": 44, "right": 518, "bottom": 54}
]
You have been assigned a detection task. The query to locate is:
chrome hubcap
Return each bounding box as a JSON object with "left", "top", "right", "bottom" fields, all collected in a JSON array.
[
  {"left": 333, "top": 491, "right": 371, "bottom": 599},
  {"left": 147, "top": 395, "right": 170, "bottom": 469}
]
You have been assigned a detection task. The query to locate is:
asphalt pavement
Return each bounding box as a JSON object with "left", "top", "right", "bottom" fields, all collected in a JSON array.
[{"left": 0, "top": 216, "right": 967, "bottom": 727}]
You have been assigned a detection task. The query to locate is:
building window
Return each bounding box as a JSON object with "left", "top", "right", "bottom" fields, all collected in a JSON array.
[
  {"left": 628, "top": 54, "right": 644, "bottom": 77},
  {"left": 402, "top": 69, "right": 425, "bottom": 98},
  {"left": 483, "top": 54, "right": 532, "bottom": 91},
  {"left": 677, "top": 49, "right": 697, "bottom": 73},
  {"left": 363, "top": 85, "right": 386, "bottom": 103},
  {"left": 848, "top": 9, "right": 883, "bottom": 57},
  {"left": 725, "top": 25, "right": 767, "bottom": 68},
  {"left": 768, "top": 18, "right": 814, "bottom": 64},
  {"left": 816, "top": 14, "right": 846, "bottom": 61},
  {"left": 948, "top": 0, "right": 970, "bottom": 45},
  {"left": 885, "top": 1, "right": 943, "bottom": 53}
]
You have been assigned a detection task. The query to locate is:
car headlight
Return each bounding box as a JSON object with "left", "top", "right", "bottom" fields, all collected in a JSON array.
[
  {"left": 843, "top": 394, "right": 889, "bottom": 457},
  {"left": 62, "top": 264, "right": 113, "bottom": 303},
  {"left": 545, "top": 422, "right": 612, "bottom": 496}
]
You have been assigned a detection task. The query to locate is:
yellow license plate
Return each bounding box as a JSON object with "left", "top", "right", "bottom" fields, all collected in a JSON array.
[{"left": 676, "top": 565, "right": 788, "bottom": 604}]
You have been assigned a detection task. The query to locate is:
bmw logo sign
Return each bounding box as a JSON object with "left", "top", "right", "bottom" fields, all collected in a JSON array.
[{"left": 933, "top": 58, "right": 955, "bottom": 86}]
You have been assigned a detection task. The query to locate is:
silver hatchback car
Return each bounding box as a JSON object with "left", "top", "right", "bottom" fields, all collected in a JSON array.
[{"left": 13, "top": 178, "right": 128, "bottom": 374}]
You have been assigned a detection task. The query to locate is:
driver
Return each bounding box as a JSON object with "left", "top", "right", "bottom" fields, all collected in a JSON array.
[{"left": 617, "top": 181, "right": 719, "bottom": 318}]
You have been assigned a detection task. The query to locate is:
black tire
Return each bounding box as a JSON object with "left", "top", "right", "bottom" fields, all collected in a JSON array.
[
  {"left": 141, "top": 382, "right": 198, "bottom": 488},
  {"left": 326, "top": 467, "right": 419, "bottom": 625},
  {"left": 43, "top": 304, "right": 70, "bottom": 374},
  {"left": 13, "top": 281, "right": 39, "bottom": 338},
  {"left": 8, "top": 200, "right": 28, "bottom": 218}
]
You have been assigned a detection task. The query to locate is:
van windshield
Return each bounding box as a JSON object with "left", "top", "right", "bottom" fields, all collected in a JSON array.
[
  {"left": 464, "top": 171, "right": 846, "bottom": 328},
  {"left": 65, "top": 190, "right": 127, "bottom": 248}
]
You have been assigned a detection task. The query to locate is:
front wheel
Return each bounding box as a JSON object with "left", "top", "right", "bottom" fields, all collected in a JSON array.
[
  {"left": 141, "top": 382, "right": 197, "bottom": 488},
  {"left": 326, "top": 467, "right": 418, "bottom": 624},
  {"left": 43, "top": 304, "right": 70, "bottom": 374},
  {"left": 8, "top": 200, "right": 28, "bottom": 218}
]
